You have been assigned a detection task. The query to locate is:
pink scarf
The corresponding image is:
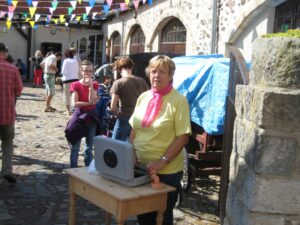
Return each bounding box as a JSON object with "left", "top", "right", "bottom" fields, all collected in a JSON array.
[{"left": 141, "top": 84, "right": 173, "bottom": 128}]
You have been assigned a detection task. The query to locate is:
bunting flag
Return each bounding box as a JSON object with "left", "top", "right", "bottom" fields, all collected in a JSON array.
[
  {"left": 23, "top": 12, "right": 28, "bottom": 17},
  {"left": 32, "top": 1, "right": 38, "bottom": 7},
  {"left": 59, "top": 14, "right": 65, "bottom": 23},
  {"left": 76, "top": 15, "right": 81, "bottom": 21},
  {"left": 49, "top": 7, "right": 54, "bottom": 15},
  {"left": 7, "top": 0, "right": 12, "bottom": 5},
  {"left": 0, "top": 11, "right": 6, "bottom": 18},
  {"left": 34, "top": 13, "right": 40, "bottom": 21},
  {"left": 82, "top": 13, "right": 87, "bottom": 20},
  {"left": 51, "top": 1, "right": 58, "bottom": 10},
  {"left": 106, "top": 0, "right": 112, "bottom": 8},
  {"left": 77, "top": 0, "right": 81, "bottom": 4},
  {"left": 103, "top": 4, "right": 109, "bottom": 14},
  {"left": 53, "top": 18, "right": 58, "bottom": 24},
  {"left": 85, "top": 6, "right": 92, "bottom": 15},
  {"left": 70, "top": 1, "right": 77, "bottom": 9},
  {"left": 29, "top": 7, "right": 36, "bottom": 18},
  {"left": 6, "top": 20, "right": 12, "bottom": 29},
  {"left": 25, "top": 18, "right": 30, "bottom": 22},
  {"left": 26, "top": 0, "right": 32, "bottom": 6},
  {"left": 11, "top": 1, "right": 17, "bottom": 7},
  {"left": 133, "top": 0, "right": 139, "bottom": 10},
  {"left": 148, "top": 0, "right": 152, "bottom": 6},
  {"left": 125, "top": 0, "right": 129, "bottom": 5},
  {"left": 34, "top": 24, "right": 38, "bottom": 30},
  {"left": 29, "top": 20, "right": 35, "bottom": 28},
  {"left": 88, "top": 0, "right": 95, "bottom": 7},
  {"left": 68, "top": 7, "right": 74, "bottom": 15},
  {"left": 120, "top": 3, "right": 128, "bottom": 11},
  {"left": 7, "top": 12, "right": 14, "bottom": 20},
  {"left": 8, "top": 6, "right": 15, "bottom": 13},
  {"left": 65, "top": 22, "right": 69, "bottom": 26},
  {"left": 143, "top": 0, "right": 146, "bottom": 3},
  {"left": 70, "top": 14, "right": 75, "bottom": 21}
]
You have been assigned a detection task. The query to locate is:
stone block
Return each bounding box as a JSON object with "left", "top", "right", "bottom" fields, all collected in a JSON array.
[
  {"left": 248, "top": 213, "right": 285, "bottom": 225},
  {"left": 254, "top": 134, "right": 297, "bottom": 176},
  {"left": 250, "top": 37, "right": 300, "bottom": 89},
  {"left": 235, "top": 86, "right": 300, "bottom": 132},
  {"left": 250, "top": 177, "right": 300, "bottom": 214}
]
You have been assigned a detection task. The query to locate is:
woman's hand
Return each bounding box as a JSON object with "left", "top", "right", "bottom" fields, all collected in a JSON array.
[{"left": 146, "top": 158, "right": 168, "bottom": 174}]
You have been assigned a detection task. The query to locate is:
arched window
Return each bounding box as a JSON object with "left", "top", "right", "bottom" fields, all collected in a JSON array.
[
  {"left": 274, "top": 0, "right": 300, "bottom": 32},
  {"left": 130, "top": 26, "right": 145, "bottom": 54},
  {"left": 79, "top": 37, "right": 87, "bottom": 60},
  {"left": 160, "top": 18, "right": 186, "bottom": 55},
  {"left": 112, "top": 32, "right": 121, "bottom": 60}
]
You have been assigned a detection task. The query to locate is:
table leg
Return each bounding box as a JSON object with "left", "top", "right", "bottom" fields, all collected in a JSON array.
[
  {"left": 105, "top": 212, "right": 112, "bottom": 225},
  {"left": 69, "top": 192, "right": 77, "bottom": 225},
  {"left": 156, "top": 210, "right": 164, "bottom": 225}
]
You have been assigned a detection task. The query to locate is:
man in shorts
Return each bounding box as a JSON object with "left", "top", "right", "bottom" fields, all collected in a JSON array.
[{"left": 43, "top": 51, "right": 62, "bottom": 112}]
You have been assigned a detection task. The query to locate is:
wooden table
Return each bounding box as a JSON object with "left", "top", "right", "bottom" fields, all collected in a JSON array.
[{"left": 65, "top": 167, "right": 176, "bottom": 225}]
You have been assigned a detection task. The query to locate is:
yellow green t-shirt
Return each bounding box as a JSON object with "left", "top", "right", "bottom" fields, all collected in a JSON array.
[{"left": 129, "top": 89, "right": 191, "bottom": 174}]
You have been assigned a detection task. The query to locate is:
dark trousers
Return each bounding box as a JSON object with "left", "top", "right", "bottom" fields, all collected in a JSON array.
[{"left": 137, "top": 171, "right": 183, "bottom": 225}]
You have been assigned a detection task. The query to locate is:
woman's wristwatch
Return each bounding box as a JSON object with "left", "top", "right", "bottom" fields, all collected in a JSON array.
[{"left": 161, "top": 155, "right": 170, "bottom": 163}]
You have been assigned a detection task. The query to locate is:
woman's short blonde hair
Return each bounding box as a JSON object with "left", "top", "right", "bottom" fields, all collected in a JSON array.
[{"left": 145, "top": 55, "right": 176, "bottom": 77}]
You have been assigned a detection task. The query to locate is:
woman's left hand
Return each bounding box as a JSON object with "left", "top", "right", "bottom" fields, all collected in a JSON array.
[{"left": 146, "top": 159, "right": 168, "bottom": 174}]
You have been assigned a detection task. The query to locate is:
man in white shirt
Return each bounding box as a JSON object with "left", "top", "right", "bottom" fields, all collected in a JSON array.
[{"left": 43, "top": 52, "right": 62, "bottom": 112}]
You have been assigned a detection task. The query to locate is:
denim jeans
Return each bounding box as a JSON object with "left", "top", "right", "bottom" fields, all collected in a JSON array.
[
  {"left": 0, "top": 124, "right": 15, "bottom": 175},
  {"left": 111, "top": 117, "right": 131, "bottom": 141},
  {"left": 137, "top": 171, "right": 183, "bottom": 225},
  {"left": 70, "top": 123, "right": 97, "bottom": 168}
]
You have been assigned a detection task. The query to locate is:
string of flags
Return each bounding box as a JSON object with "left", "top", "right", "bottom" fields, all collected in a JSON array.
[{"left": 0, "top": 0, "right": 154, "bottom": 30}]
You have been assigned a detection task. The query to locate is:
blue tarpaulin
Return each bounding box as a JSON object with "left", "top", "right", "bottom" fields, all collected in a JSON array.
[{"left": 172, "top": 54, "right": 230, "bottom": 135}]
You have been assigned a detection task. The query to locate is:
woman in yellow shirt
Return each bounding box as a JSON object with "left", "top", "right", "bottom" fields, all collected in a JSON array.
[{"left": 129, "top": 55, "right": 191, "bottom": 225}]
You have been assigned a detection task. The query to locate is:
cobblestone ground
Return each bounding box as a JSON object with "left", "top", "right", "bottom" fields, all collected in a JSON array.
[{"left": 0, "top": 83, "right": 220, "bottom": 225}]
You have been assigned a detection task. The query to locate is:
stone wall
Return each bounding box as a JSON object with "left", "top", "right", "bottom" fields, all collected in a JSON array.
[{"left": 224, "top": 37, "right": 300, "bottom": 225}]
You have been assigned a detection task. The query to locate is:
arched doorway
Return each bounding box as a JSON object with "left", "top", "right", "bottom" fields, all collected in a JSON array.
[
  {"left": 111, "top": 32, "right": 121, "bottom": 61},
  {"left": 159, "top": 18, "right": 186, "bottom": 55},
  {"left": 129, "top": 25, "right": 145, "bottom": 54}
]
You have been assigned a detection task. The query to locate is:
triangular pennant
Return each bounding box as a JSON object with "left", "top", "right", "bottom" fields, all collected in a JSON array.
[
  {"left": 125, "top": 0, "right": 129, "bottom": 5},
  {"left": 29, "top": 7, "right": 37, "bottom": 18},
  {"left": 34, "top": 13, "right": 40, "bottom": 21},
  {"left": 92, "top": 12, "right": 97, "bottom": 18},
  {"left": 148, "top": 0, "right": 152, "bottom": 6},
  {"left": 106, "top": 0, "right": 112, "bottom": 8},
  {"left": 8, "top": 6, "right": 15, "bottom": 13},
  {"left": 65, "top": 22, "right": 69, "bottom": 27},
  {"left": 88, "top": 0, "right": 95, "bottom": 7},
  {"left": 120, "top": 3, "right": 128, "bottom": 11},
  {"left": 6, "top": 20, "right": 12, "bottom": 29},
  {"left": 76, "top": 15, "right": 81, "bottom": 21},
  {"left": 12, "top": 1, "right": 18, "bottom": 7},
  {"left": 85, "top": 6, "right": 92, "bottom": 15},
  {"left": 26, "top": 0, "right": 32, "bottom": 6},
  {"left": 0, "top": 11, "right": 6, "bottom": 18},
  {"left": 8, "top": 12, "right": 14, "bottom": 20},
  {"left": 77, "top": 0, "right": 81, "bottom": 4},
  {"left": 25, "top": 18, "right": 30, "bottom": 22},
  {"left": 103, "top": 4, "right": 109, "bottom": 14},
  {"left": 31, "top": 1, "right": 38, "bottom": 7},
  {"left": 70, "top": 14, "right": 76, "bottom": 21},
  {"left": 133, "top": 0, "right": 139, "bottom": 10},
  {"left": 59, "top": 15, "right": 65, "bottom": 23},
  {"left": 23, "top": 12, "right": 28, "bottom": 17},
  {"left": 143, "top": 0, "right": 146, "bottom": 3},
  {"left": 34, "top": 25, "right": 38, "bottom": 30},
  {"left": 82, "top": 13, "right": 87, "bottom": 20},
  {"left": 29, "top": 20, "right": 35, "bottom": 28},
  {"left": 51, "top": 1, "right": 58, "bottom": 10},
  {"left": 49, "top": 8, "right": 54, "bottom": 15},
  {"left": 70, "top": 1, "right": 77, "bottom": 9},
  {"left": 7, "top": 0, "right": 12, "bottom": 5},
  {"left": 68, "top": 7, "right": 74, "bottom": 15},
  {"left": 53, "top": 18, "right": 58, "bottom": 24}
]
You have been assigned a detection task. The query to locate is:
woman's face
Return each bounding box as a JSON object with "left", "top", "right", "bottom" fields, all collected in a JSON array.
[
  {"left": 149, "top": 65, "right": 172, "bottom": 90},
  {"left": 81, "top": 65, "right": 94, "bottom": 79}
]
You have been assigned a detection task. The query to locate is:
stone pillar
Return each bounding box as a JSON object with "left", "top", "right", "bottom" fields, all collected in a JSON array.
[{"left": 224, "top": 37, "right": 300, "bottom": 225}]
